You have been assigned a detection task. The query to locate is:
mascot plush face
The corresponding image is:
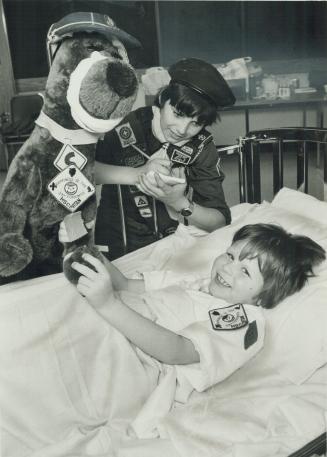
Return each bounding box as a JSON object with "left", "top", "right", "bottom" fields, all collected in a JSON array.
[
  {"left": 0, "top": 25, "right": 138, "bottom": 284},
  {"left": 45, "top": 33, "right": 138, "bottom": 128}
]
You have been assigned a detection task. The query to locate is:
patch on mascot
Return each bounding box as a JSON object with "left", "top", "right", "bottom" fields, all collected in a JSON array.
[
  {"left": 48, "top": 166, "right": 95, "bottom": 212},
  {"left": 116, "top": 122, "right": 137, "bottom": 148},
  {"left": 54, "top": 144, "right": 87, "bottom": 171},
  {"left": 209, "top": 304, "right": 248, "bottom": 331}
]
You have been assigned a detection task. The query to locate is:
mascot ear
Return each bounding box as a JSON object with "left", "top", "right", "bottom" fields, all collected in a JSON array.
[{"left": 63, "top": 245, "right": 104, "bottom": 285}]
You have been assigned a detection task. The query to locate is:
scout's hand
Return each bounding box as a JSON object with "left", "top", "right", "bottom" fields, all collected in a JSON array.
[
  {"left": 138, "top": 167, "right": 188, "bottom": 210},
  {"left": 143, "top": 157, "right": 171, "bottom": 176},
  {"left": 72, "top": 253, "right": 113, "bottom": 308}
]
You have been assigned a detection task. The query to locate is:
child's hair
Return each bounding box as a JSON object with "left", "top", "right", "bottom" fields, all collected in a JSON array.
[
  {"left": 232, "top": 223, "right": 326, "bottom": 308},
  {"left": 154, "top": 82, "right": 219, "bottom": 126}
]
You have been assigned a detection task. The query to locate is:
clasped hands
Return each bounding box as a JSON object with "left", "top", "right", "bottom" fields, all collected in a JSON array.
[{"left": 138, "top": 157, "right": 188, "bottom": 211}]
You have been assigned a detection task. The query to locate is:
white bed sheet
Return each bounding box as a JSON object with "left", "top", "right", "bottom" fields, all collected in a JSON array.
[{"left": 1, "top": 197, "right": 326, "bottom": 457}]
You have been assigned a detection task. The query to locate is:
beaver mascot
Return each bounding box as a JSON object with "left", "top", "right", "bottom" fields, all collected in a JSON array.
[{"left": 0, "top": 12, "right": 139, "bottom": 284}]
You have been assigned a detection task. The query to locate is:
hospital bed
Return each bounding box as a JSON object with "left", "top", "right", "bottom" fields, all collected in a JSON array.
[{"left": 1, "top": 128, "right": 327, "bottom": 457}]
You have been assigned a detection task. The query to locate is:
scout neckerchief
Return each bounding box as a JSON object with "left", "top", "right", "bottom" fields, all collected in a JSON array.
[{"left": 115, "top": 107, "right": 213, "bottom": 222}]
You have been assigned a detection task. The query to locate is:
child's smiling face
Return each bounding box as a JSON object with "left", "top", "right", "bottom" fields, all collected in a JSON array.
[{"left": 209, "top": 240, "right": 264, "bottom": 305}]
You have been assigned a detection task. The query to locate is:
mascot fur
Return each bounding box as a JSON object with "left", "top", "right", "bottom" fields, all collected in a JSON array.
[{"left": 0, "top": 12, "right": 139, "bottom": 284}]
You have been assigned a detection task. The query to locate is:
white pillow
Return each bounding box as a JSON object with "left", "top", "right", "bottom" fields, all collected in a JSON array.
[
  {"left": 272, "top": 187, "right": 327, "bottom": 226},
  {"left": 164, "top": 201, "right": 327, "bottom": 275}
]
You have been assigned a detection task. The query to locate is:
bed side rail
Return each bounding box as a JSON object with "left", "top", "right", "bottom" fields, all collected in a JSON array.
[
  {"left": 220, "top": 127, "right": 327, "bottom": 203},
  {"left": 288, "top": 432, "right": 326, "bottom": 457}
]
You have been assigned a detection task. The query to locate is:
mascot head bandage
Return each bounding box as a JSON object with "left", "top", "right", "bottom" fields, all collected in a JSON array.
[{"left": 67, "top": 51, "right": 123, "bottom": 133}]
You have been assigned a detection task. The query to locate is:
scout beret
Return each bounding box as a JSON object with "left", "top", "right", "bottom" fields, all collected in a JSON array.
[
  {"left": 169, "top": 58, "right": 236, "bottom": 108},
  {"left": 47, "top": 12, "right": 141, "bottom": 49}
]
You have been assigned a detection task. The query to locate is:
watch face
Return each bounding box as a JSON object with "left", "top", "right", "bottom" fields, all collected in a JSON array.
[{"left": 181, "top": 207, "right": 193, "bottom": 217}]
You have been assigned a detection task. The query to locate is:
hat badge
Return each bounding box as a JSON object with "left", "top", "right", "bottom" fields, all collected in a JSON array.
[{"left": 104, "top": 15, "right": 115, "bottom": 27}]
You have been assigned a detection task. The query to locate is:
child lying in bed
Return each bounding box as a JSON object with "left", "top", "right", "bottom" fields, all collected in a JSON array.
[{"left": 67, "top": 223, "right": 325, "bottom": 397}]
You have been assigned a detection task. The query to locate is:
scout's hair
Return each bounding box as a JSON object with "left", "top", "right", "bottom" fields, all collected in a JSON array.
[
  {"left": 155, "top": 82, "right": 219, "bottom": 126},
  {"left": 232, "top": 223, "right": 326, "bottom": 308}
]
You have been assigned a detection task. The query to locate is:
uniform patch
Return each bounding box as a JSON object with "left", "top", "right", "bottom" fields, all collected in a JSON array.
[
  {"left": 170, "top": 149, "right": 192, "bottom": 165},
  {"left": 54, "top": 144, "right": 87, "bottom": 171},
  {"left": 134, "top": 195, "right": 149, "bottom": 208},
  {"left": 129, "top": 185, "right": 140, "bottom": 194},
  {"left": 116, "top": 122, "right": 137, "bottom": 148},
  {"left": 139, "top": 207, "right": 152, "bottom": 218},
  {"left": 209, "top": 304, "right": 248, "bottom": 331},
  {"left": 124, "top": 154, "right": 145, "bottom": 168},
  {"left": 181, "top": 145, "right": 194, "bottom": 155},
  {"left": 48, "top": 166, "right": 95, "bottom": 212},
  {"left": 244, "top": 320, "right": 258, "bottom": 349}
]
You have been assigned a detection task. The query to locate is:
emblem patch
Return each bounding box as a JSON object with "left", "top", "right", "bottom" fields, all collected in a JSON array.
[
  {"left": 139, "top": 207, "right": 152, "bottom": 218},
  {"left": 181, "top": 145, "right": 194, "bottom": 155},
  {"left": 171, "top": 149, "right": 192, "bottom": 165},
  {"left": 124, "top": 154, "right": 145, "bottom": 168},
  {"left": 134, "top": 195, "right": 149, "bottom": 208},
  {"left": 54, "top": 144, "right": 87, "bottom": 171},
  {"left": 116, "top": 122, "right": 137, "bottom": 148},
  {"left": 129, "top": 185, "right": 140, "bottom": 194},
  {"left": 48, "top": 166, "right": 95, "bottom": 212},
  {"left": 209, "top": 304, "right": 248, "bottom": 331}
]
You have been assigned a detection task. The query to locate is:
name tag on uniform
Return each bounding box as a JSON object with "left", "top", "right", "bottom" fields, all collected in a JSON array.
[
  {"left": 54, "top": 144, "right": 87, "bottom": 171},
  {"left": 209, "top": 304, "right": 248, "bottom": 331},
  {"left": 48, "top": 166, "right": 95, "bottom": 212}
]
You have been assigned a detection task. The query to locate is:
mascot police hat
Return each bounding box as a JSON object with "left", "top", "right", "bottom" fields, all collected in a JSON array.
[
  {"left": 169, "top": 58, "right": 236, "bottom": 108},
  {"left": 47, "top": 11, "right": 141, "bottom": 64}
]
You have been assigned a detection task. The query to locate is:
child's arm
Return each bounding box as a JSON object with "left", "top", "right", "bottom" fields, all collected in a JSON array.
[
  {"left": 73, "top": 254, "right": 200, "bottom": 365},
  {"left": 102, "top": 255, "right": 145, "bottom": 293},
  {"left": 95, "top": 158, "right": 171, "bottom": 185}
]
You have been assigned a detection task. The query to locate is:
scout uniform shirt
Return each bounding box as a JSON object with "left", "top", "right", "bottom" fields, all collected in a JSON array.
[{"left": 95, "top": 106, "right": 231, "bottom": 259}]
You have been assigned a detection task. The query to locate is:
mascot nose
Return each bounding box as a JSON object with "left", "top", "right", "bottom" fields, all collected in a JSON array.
[{"left": 106, "top": 61, "right": 138, "bottom": 98}]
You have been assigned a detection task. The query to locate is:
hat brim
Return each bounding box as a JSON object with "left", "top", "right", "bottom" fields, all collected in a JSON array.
[{"left": 48, "top": 17, "right": 141, "bottom": 49}]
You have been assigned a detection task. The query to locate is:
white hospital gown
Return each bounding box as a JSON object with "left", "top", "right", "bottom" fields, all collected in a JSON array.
[{"left": 119, "top": 270, "right": 265, "bottom": 438}]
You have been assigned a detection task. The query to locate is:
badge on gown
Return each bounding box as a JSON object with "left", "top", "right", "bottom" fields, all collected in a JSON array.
[{"left": 209, "top": 303, "right": 248, "bottom": 331}]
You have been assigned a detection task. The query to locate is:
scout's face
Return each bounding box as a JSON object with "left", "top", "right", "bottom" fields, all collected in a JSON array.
[
  {"left": 209, "top": 240, "right": 264, "bottom": 305},
  {"left": 160, "top": 101, "right": 203, "bottom": 144}
]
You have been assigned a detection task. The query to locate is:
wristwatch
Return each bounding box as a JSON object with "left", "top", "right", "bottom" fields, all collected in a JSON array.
[{"left": 179, "top": 200, "right": 194, "bottom": 218}]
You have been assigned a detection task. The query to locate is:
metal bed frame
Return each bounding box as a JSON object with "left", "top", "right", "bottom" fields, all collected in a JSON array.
[{"left": 236, "top": 127, "right": 327, "bottom": 204}]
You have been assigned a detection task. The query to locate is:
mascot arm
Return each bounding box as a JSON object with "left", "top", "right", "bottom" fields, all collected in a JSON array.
[{"left": 0, "top": 160, "right": 41, "bottom": 277}]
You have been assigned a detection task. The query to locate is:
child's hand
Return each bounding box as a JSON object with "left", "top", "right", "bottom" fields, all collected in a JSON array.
[
  {"left": 138, "top": 167, "right": 187, "bottom": 209},
  {"left": 72, "top": 253, "right": 113, "bottom": 308},
  {"left": 144, "top": 157, "right": 171, "bottom": 176}
]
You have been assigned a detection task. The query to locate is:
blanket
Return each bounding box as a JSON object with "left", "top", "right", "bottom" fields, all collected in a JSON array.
[{"left": 1, "top": 199, "right": 327, "bottom": 457}]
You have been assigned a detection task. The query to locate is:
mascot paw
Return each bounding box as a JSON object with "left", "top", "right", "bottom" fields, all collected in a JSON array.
[
  {"left": 63, "top": 245, "right": 104, "bottom": 284},
  {"left": 0, "top": 233, "right": 33, "bottom": 277}
]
